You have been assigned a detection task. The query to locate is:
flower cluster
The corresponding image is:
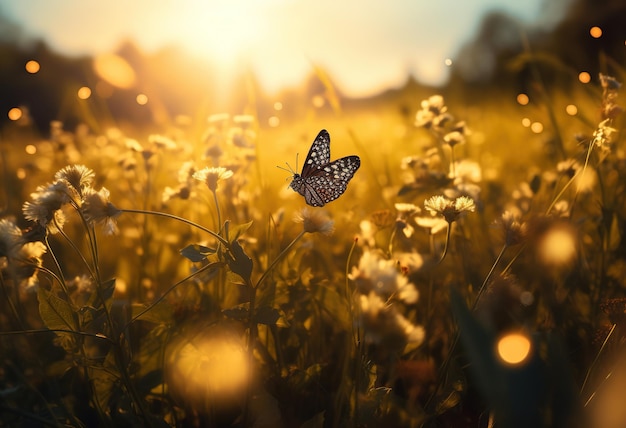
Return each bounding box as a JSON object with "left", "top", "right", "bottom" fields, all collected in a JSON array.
[
  {"left": 22, "top": 165, "right": 121, "bottom": 235},
  {"left": 350, "top": 250, "right": 423, "bottom": 352}
]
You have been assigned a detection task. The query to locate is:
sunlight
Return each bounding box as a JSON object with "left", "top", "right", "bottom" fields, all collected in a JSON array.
[{"left": 172, "top": 0, "right": 267, "bottom": 67}]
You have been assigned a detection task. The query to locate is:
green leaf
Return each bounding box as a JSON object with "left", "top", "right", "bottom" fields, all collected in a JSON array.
[
  {"left": 227, "top": 240, "right": 253, "bottom": 283},
  {"left": 180, "top": 244, "right": 216, "bottom": 262},
  {"left": 37, "top": 287, "right": 78, "bottom": 332}
]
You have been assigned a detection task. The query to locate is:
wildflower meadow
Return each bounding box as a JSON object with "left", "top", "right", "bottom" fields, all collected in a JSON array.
[{"left": 2, "top": 10, "right": 626, "bottom": 428}]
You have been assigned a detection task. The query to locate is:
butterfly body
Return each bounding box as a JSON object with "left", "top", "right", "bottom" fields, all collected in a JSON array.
[{"left": 289, "top": 129, "right": 360, "bottom": 207}]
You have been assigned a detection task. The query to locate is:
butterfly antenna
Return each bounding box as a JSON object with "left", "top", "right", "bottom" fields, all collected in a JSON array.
[{"left": 276, "top": 162, "right": 295, "bottom": 174}]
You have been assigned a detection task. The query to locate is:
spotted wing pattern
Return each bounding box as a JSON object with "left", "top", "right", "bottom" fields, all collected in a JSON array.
[{"left": 289, "top": 129, "right": 361, "bottom": 207}]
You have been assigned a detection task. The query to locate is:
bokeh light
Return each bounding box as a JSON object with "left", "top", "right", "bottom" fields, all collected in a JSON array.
[
  {"left": 497, "top": 332, "right": 532, "bottom": 365},
  {"left": 538, "top": 224, "right": 577, "bottom": 267},
  {"left": 136, "top": 93, "right": 148, "bottom": 105},
  {"left": 565, "top": 104, "right": 578, "bottom": 116},
  {"left": 167, "top": 328, "right": 250, "bottom": 407},
  {"left": 578, "top": 72, "right": 591, "bottom": 83},
  {"left": 8, "top": 107, "right": 22, "bottom": 121},
  {"left": 444, "top": 58, "right": 453, "bottom": 66},
  {"left": 25, "top": 60, "right": 40, "bottom": 74},
  {"left": 521, "top": 117, "right": 531, "bottom": 127},
  {"left": 530, "top": 121, "right": 543, "bottom": 133},
  {"left": 25, "top": 144, "right": 37, "bottom": 155},
  {"left": 268, "top": 116, "right": 280, "bottom": 127},
  {"left": 77, "top": 86, "right": 92, "bottom": 99},
  {"left": 589, "top": 26, "right": 602, "bottom": 38},
  {"left": 93, "top": 53, "right": 136, "bottom": 89},
  {"left": 516, "top": 93, "right": 529, "bottom": 105}
]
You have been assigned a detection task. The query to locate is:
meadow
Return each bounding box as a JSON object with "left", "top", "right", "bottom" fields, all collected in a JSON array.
[{"left": 1, "top": 62, "right": 625, "bottom": 427}]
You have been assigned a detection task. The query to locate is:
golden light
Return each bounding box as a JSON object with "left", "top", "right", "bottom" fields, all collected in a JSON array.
[
  {"left": 25, "top": 144, "right": 37, "bottom": 155},
  {"left": 538, "top": 224, "right": 577, "bottom": 267},
  {"left": 516, "top": 93, "right": 529, "bottom": 105},
  {"left": 566, "top": 104, "right": 578, "bottom": 116},
  {"left": 25, "top": 60, "right": 40, "bottom": 74},
  {"left": 312, "top": 95, "right": 325, "bottom": 108},
  {"left": 136, "top": 93, "right": 148, "bottom": 105},
  {"left": 16, "top": 168, "right": 26, "bottom": 180},
  {"left": 268, "top": 116, "right": 280, "bottom": 127},
  {"left": 521, "top": 117, "right": 531, "bottom": 127},
  {"left": 273, "top": 101, "right": 283, "bottom": 111},
  {"left": 530, "top": 121, "right": 543, "bottom": 134},
  {"left": 579, "top": 72, "right": 591, "bottom": 84},
  {"left": 497, "top": 332, "right": 532, "bottom": 365},
  {"left": 590, "top": 26, "right": 602, "bottom": 38},
  {"left": 444, "top": 58, "right": 452, "bottom": 66},
  {"left": 8, "top": 107, "right": 22, "bottom": 121},
  {"left": 93, "top": 53, "right": 136, "bottom": 89},
  {"left": 77, "top": 86, "right": 92, "bottom": 100},
  {"left": 167, "top": 328, "right": 250, "bottom": 406}
]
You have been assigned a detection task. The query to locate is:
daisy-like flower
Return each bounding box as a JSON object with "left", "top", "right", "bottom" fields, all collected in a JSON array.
[
  {"left": 424, "top": 195, "right": 475, "bottom": 223},
  {"left": 81, "top": 187, "right": 122, "bottom": 235},
  {"left": 54, "top": 164, "right": 95, "bottom": 198},
  {"left": 294, "top": 208, "right": 334, "bottom": 235},
  {"left": 193, "top": 166, "right": 234, "bottom": 192}
]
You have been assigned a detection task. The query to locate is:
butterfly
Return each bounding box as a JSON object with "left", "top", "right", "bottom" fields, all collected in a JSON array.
[{"left": 287, "top": 129, "right": 360, "bottom": 207}]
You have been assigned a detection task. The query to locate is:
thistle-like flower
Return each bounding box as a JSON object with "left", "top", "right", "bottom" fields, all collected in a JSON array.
[{"left": 424, "top": 195, "right": 476, "bottom": 223}]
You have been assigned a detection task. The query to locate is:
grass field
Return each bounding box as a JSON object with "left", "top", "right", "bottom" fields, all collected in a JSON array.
[{"left": 1, "top": 65, "right": 625, "bottom": 427}]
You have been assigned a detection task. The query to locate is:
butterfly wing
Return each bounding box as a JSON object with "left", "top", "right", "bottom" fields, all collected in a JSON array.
[
  {"left": 300, "top": 155, "right": 361, "bottom": 206},
  {"left": 300, "top": 129, "right": 331, "bottom": 176},
  {"left": 289, "top": 129, "right": 360, "bottom": 207}
]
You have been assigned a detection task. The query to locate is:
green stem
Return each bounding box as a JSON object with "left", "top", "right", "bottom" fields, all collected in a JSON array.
[
  {"left": 121, "top": 208, "right": 229, "bottom": 246},
  {"left": 437, "top": 222, "right": 452, "bottom": 264},
  {"left": 255, "top": 230, "right": 306, "bottom": 290}
]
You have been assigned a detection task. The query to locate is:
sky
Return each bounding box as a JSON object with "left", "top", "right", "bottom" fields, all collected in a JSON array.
[{"left": 1, "top": 0, "right": 565, "bottom": 97}]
